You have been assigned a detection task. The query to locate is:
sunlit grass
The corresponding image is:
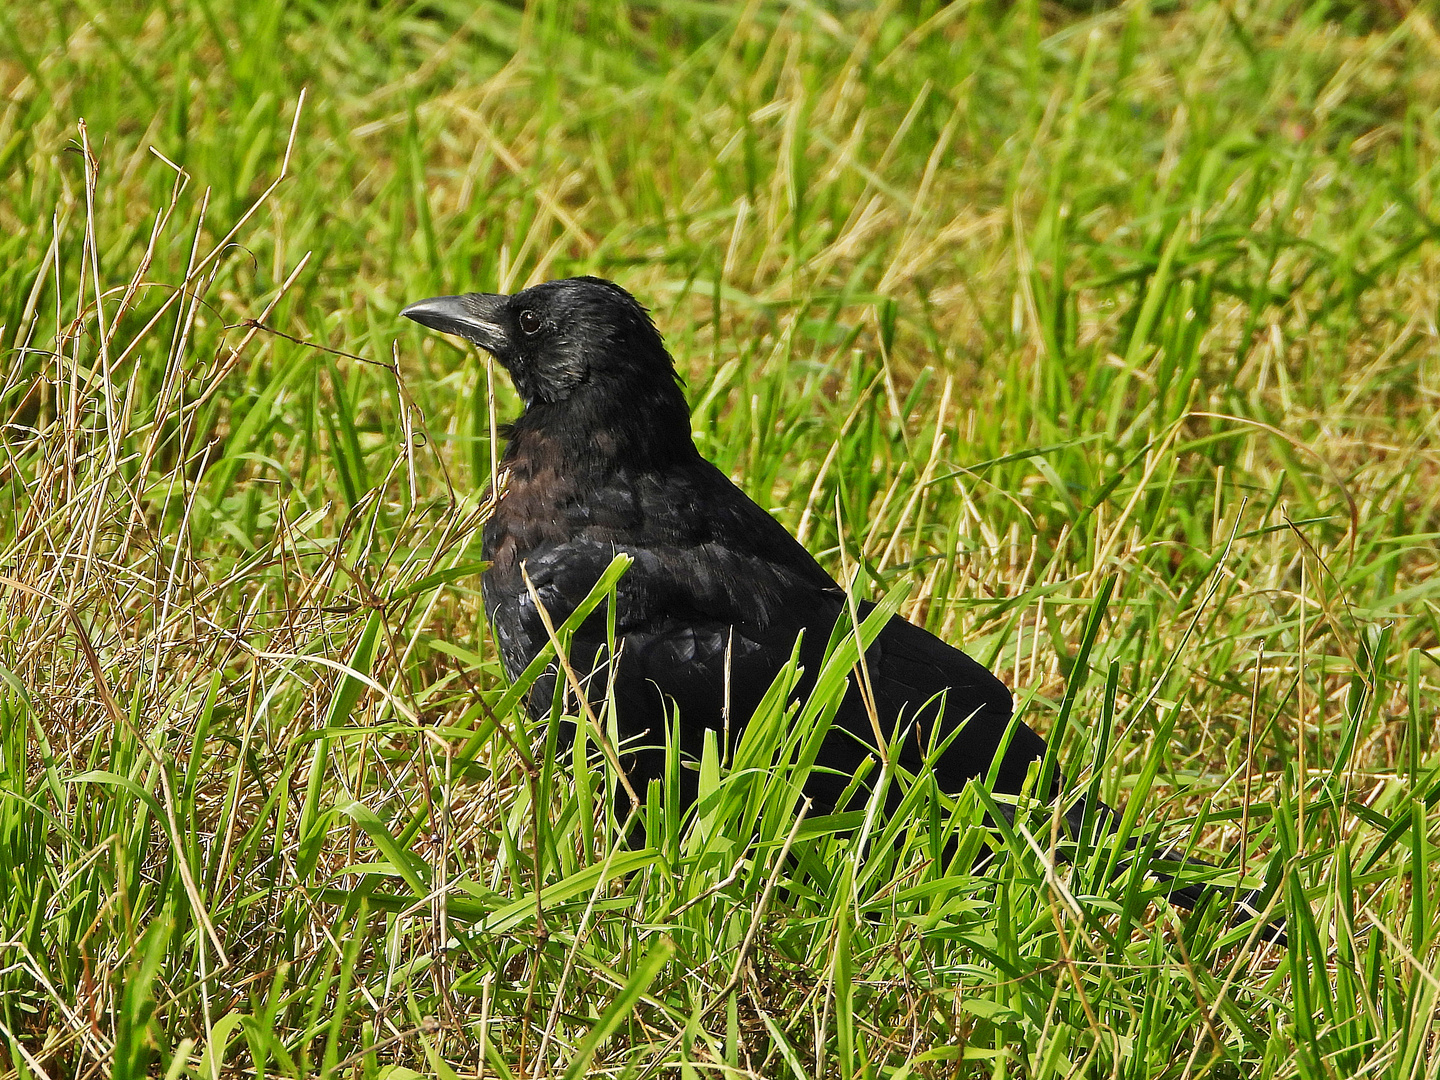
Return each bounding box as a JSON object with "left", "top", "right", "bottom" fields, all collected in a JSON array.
[{"left": 3, "top": 0, "right": 1440, "bottom": 1076}]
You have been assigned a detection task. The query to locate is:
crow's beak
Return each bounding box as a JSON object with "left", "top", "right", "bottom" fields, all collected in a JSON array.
[{"left": 401, "top": 294, "right": 507, "bottom": 352}]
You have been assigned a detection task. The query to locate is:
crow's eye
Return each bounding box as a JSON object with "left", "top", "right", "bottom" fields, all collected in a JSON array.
[{"left": 518, "top": 310, "right": 542, "bottom": 335}]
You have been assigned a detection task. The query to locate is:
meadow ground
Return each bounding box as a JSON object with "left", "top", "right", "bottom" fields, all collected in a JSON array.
[{"left": 3, "top": 0, "right": 1440, "bottom": 1076}]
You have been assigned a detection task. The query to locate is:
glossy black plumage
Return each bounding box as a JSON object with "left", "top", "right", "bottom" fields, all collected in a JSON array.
[
  {"left": 402, "top": 278, "right": 1041, "bottom": 811},
  {"left": 402, "top": 278, "right": 1282, "bottom": 941}
]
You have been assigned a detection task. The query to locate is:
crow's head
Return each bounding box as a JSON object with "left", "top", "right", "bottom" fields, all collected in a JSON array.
[{"left": 402, "top": 277, "right": 681, "bottom": 412}]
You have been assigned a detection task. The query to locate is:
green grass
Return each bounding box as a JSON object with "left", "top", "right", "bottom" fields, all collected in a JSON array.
[{"left": 3, "top": 0, "right": 1440, "bottom": 1075}]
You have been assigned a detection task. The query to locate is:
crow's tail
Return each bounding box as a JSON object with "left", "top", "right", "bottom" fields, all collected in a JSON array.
[{"left": 1054, "top": 797, "right": 1288, "bottom": 946}]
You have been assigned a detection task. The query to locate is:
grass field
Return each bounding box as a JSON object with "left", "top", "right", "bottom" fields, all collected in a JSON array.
[{"left": 4, "top": 0, "right": 1440, "bottom": 1075}]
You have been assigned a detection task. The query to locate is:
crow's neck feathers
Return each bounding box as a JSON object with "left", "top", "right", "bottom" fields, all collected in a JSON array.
[{"left": 504, "top": 339, "right": 696, "bottom": 475}]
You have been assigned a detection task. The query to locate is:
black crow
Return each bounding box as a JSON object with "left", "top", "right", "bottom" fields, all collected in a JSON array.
[{"left": 402, "top": 277, "right": 1280, "bottom": 939}]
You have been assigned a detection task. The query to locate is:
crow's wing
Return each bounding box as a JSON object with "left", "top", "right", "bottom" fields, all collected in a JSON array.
[
  {"left": 860, "top": 609, "right": 1043, "bottom": 793},
  {"left": 482, "top": 455, "right": 836, "bottom": 675},
  {"left": 486, "top": 454, "right": 1049, "bottom": 808},
  {"left": 782, "top": 599, "right": 1046, "bottom": 814},
  {"left": 486, "top": 457, "right": 839, "bottom": 789}
]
